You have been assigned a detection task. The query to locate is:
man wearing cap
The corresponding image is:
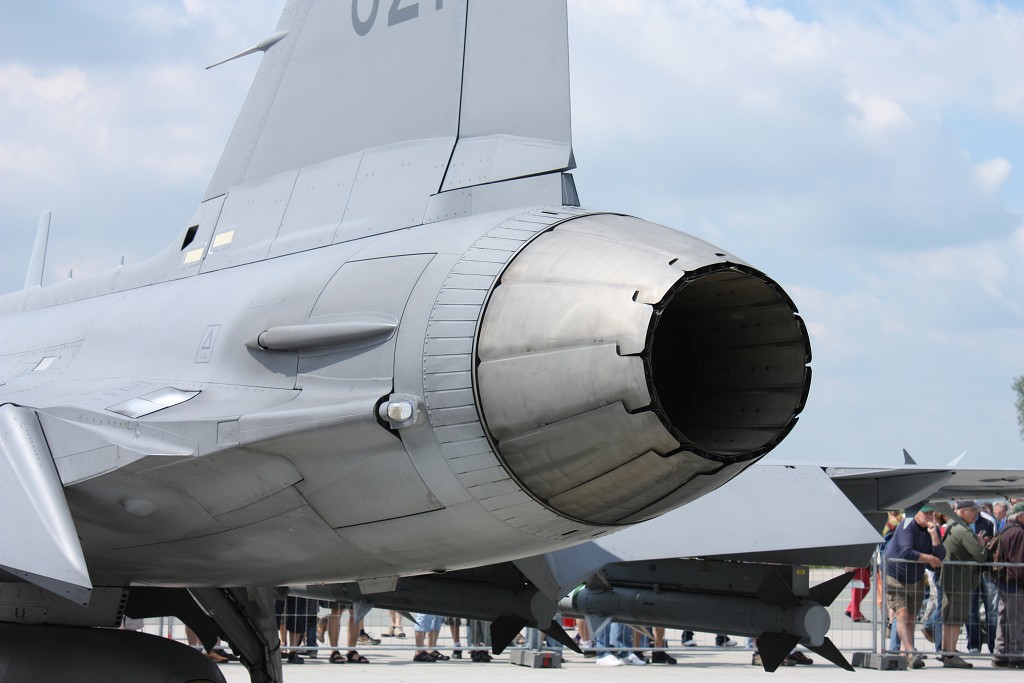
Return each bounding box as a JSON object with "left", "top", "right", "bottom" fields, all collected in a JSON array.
[
  {"left": 884, "top": 504, "right": 945, "bottom": 668},
  {"left": 992, "top": 501, "right": 1024, "bottom": 668},
  {"left": 964, "top": 502, "right": 997, "bottom": 655},
  {"left": 938, "top": 500, "right": 990, "bottom": 668}
]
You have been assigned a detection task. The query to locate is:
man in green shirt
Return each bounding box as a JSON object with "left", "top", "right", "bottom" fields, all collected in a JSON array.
[{"left": 940, "top": 500, "right": 990, "bottom": 669}]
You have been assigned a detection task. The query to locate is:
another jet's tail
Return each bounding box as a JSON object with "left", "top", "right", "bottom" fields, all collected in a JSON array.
[{"left": 205, "top": 0, "right": 573, "bottom": 200}]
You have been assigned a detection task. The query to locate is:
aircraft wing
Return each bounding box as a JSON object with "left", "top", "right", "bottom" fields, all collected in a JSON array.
[
  {"left": 823, "top": 463, "right": 1024, "bottom": 509},
  {"left": 525, "top": 464, "right": 882, "bottom": 598}
]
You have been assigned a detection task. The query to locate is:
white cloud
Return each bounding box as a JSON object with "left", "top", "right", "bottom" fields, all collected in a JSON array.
[
  {"left": 975, "top": 157, "right": 1012, "bottom": 190},
  {"left": 846, "top": 91, "right": 912, "bottom": 133},
  {"left": 569, "top": 0, "right": 1023, "bottom": 252}
]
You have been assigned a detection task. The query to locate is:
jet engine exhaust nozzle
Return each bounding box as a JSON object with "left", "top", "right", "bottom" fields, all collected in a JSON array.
[{"left": 475, "top": 214, "right": 811, "bottom": 525}]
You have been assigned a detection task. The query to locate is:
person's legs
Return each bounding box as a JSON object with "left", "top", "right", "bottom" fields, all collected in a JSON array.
[
  {"left": 328, "top": 606, "right": 342, "bottom": 648},
  {"left": 449, "top": 617, "right": 462, "bottom": 657},
  {"left": 609, "top": 622, "right": 629, "bottom": 659},
  {"left": 304, "top": 602, "right": 318, "bottom": 658},
  {"left": 413, "top": 613, "right": 429, "bottom": 659},
  {"left": 980, "top": 575, "right": 999, "bottom": 652},
  {"left": 995, "top": 589, "right": 1024, "bottom": 664},
  {"left": 651, "top": 626, "right": 676, "bottom": 664},
  {"left": 940, "top": 624, "right": 960, "bottom": 652},
  {"left": 894, "top": 607, "right": 915, "bottom": 653},
  {"left": 966, "top": 586, "right": 982, "bottom": 651},
  {"left": 924, "top": 584, "right": 942, "bottom": 650},
  {"left": 185, "top": 627, "right": 202, "bottom": 649},
  {"left": 886, "top": 576, "right": 922, "bottom": 656},
  {"left": 594, "top": 622, "right": 621, "bottom": 666}
]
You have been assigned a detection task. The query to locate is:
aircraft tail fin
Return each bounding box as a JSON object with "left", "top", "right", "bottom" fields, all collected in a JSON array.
[{"left": 205, "top": 0, "right": 572, "bottom": 202}]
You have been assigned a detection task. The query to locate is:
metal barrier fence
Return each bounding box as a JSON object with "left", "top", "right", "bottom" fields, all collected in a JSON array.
[
  {"left": 878, "top": 555, "right": 1023, "bottom": 663},
  {"left": 123, "top": 558, "right": 1022, "bottom": 663}
]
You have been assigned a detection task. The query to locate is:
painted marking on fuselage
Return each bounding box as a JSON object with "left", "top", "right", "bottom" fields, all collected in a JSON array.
[{"left": 195, "top": 325, "right": 222, "bottom": 364}]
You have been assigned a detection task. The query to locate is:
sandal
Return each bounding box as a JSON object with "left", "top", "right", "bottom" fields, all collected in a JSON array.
[
  {"left": 429, "top": 650, "right": 450, "bottom": 661},
  {"left": 329, "top": 650, "right": 345, "bottom": 664},
  {"left": 413, "top": 651, "right": 435, "bottom": 662},
  {"left": 347, "top": 650, "right": 370, "bottom": 663}
]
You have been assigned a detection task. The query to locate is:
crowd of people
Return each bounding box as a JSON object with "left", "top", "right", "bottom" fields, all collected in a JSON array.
[
  {"left": 858, "top": 499, "right": 1024, "bottom": 669},
  {"left": 170, "top": 498, "right": 1024, "bottom": 670}
]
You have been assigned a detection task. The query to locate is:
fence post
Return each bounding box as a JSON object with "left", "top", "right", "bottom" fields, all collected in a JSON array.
[{"left": 871, "top": 548, "right": 879, "bottom": 655}]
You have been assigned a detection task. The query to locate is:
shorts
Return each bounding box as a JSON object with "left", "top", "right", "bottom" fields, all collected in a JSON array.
[
  {"left": 941, "top": 589, "right": 970, "bottom": 626},
  {"left": 414, "top": 613, "right": 444, "bottom": 633},
  {"left": 886, "top": 575, "right": 926, "bottom": 616},
  {"left": 284, "top": 595, "right": 310, "bottom": 634}
]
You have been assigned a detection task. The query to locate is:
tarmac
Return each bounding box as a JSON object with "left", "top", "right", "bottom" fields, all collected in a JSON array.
[{"left": 216, "top": 646, "right": 1018, "bottom": 682}]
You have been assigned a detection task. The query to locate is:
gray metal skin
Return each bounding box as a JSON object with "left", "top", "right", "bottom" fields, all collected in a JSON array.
[{"left": 0, "top": 1, "right": 814, "bottom": 682}]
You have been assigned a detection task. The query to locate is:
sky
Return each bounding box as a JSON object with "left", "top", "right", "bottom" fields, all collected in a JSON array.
[{"left": 1, "top": 0, "right": 1022, "bottom": 470}]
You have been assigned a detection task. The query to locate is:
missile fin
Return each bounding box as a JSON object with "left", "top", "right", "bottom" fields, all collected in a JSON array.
[
  {"left": 755, "top": 632, "right": 800, "bottom": 672},
  {"left": 585, "top": 571, "right": 612, "bottom": 592},
  {"left": 583, "top": 614, "right": 612, "bottom": 639},
  {"left": 351, "top": 599, "right": 374, "bottom": 624},
  {"left": 490, "top": 616, "right": 529, "bottom": 655},
  {"left": 808, "top": 571, "right": 854, "bottom": 607},
  {"left": 805, "top": 637, "right": 854, "bottom": 671},
  {"left": 756, "top": 569, "right": 802, "bottom": 608}
]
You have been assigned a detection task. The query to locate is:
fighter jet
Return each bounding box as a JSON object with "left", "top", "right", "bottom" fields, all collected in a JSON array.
[{"left": 0, "top": 2, "right": 814, "bottom": 681}]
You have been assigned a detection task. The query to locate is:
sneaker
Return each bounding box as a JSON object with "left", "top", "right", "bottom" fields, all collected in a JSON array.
[
  {"left": 452, "top": 649, "right": 462, "bottom": 659},
  {"left": 624, "top": 653, "right": 647, "bottom": 666},
  {"left": 716, "top": 637, "right": 739, "bottom": 647},
  {"left": 968, "top": 647, "right": 981, "bottom": 654},
  {"left": 650, "top": 651, "right": 677, "bottom": 665},
  {"left": 681, "top": 638, "right": 697, "bottom": 647},
  {"left": 752, "top": 653, "right": 762, "bottom": 667},
  {"left": 911, "top": 654, "right": 925, "bottom": 669},
  {"left": 394, "top": 629, "right": 406, "bottom": 638},
  {"left": 941, "top": 655, "right": 973, "bottom": 669},
  {"left": 286, "top": 652, "right": 304, "bottom": 664},
  {"left": 381, "top": 626, "right": 395, "bottom": 637},
  {"left": 357, "top": 631, "right": 381, "bottom": 646},
  {"left": 992, "top": 658, "right": 1010, "bottom": 667},
  {"left": 596, "top": 654, "right": 624, "bottom": 667}
]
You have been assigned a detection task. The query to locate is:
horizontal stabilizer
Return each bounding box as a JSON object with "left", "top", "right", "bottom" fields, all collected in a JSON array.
[{"left": 0, "top": 404, "right": 92, "bottom": 604}]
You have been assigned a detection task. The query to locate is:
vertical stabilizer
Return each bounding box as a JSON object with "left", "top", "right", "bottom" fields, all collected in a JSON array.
[
  {"left": 441, "top": 1, "right": 572, "bottom": 191},
  {"left": 205, "top": 0, "right": 467, "bottom": 199},
  {"left": 23, "top": 210, "right": 51, "bottom": 289},
  {"left": 205, "top": 0, "right": 573, "bottom": 203}
]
